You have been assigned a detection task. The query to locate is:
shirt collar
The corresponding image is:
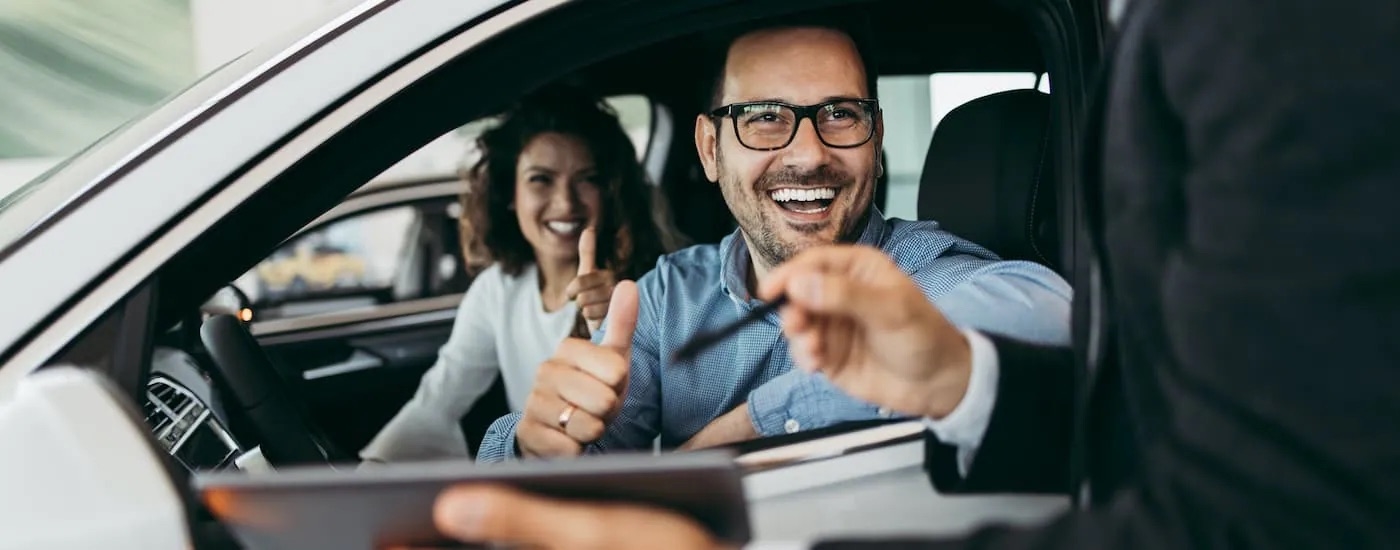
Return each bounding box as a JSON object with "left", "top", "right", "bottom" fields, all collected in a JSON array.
[{"left": 719, "top": 206, "right": 891, "bottom": 306}]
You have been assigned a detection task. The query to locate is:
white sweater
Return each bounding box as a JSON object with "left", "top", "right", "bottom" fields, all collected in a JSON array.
[{"left": 359, "top": 263, "right": 578, "bottom": 462}]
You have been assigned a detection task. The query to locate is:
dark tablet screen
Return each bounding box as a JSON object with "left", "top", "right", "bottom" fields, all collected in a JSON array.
[{"left": 195, "top": 450, "right": 750, "bottom": 549}]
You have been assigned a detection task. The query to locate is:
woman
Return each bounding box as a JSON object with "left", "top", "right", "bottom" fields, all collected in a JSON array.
[{"left": 360, "top": 84, "right": 679, "bottom": 463}]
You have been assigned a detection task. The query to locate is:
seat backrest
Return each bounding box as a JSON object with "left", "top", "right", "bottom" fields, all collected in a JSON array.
[{"left": 918, "top": 89, "right": 1059, "bottom": 271}]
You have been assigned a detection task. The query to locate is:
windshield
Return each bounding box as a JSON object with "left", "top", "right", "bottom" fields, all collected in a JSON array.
[
  {"left": 0, "top": 53, "right": 238, "bottom": 205},
  {"left": 0, "top": 116, "right": 141, "bottom": 214},
  {"left": 0, "top": 55, "right": 246, "bottom": 245}
]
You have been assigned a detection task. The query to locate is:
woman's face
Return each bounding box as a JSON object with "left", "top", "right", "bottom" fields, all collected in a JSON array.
[{"left": 513, "top": 132, "right": 603, "bottom": 268}]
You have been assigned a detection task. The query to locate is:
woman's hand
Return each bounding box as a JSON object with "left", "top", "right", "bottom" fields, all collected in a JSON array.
[{"left": 567, "top": 227, "right": 617, "bottom": 335}]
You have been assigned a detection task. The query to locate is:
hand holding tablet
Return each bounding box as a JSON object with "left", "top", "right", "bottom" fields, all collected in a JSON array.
[{"left": 196, "top": 450, "right": 749, "bottom": 550}]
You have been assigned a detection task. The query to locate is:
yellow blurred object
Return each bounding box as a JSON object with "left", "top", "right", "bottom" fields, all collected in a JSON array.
[{"left": 254, "top": 241, "right": 367, "bottom": 297}]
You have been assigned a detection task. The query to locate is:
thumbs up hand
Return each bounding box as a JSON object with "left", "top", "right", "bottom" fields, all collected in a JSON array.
[
  {"left": 517, "top": 281, "right": 639, "bottom": 458},
  {"left": 565, "top": 227, "right": 618, "bottom": 335}
]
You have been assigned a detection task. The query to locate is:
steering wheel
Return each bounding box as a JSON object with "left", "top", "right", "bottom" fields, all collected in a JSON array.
[{"left": 199, "top": 314, "right": 351, "bottom": 466}]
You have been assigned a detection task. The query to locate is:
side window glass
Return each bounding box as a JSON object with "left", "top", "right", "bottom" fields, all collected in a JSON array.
[
  {"left": 876, "top": 72, "right": 1048, "bottom": 220},
  {"left": 603, "top": 94, "right": 653, "bottom": 161},
  {"left": 234, "top": 206, "right": 419, "bottom": 321}
]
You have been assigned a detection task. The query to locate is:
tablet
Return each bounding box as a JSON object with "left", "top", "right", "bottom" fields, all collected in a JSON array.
[{"left": 194, "top": 450, "right": 750, "bottom": 549}]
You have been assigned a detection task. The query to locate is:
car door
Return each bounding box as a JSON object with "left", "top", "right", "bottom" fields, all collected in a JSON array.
[
  {"left": 231, "top": 177, "right": 504, "bottom": 455},
  {"left": 0, "top": 0, "right": 1108, "bottom": 545}
]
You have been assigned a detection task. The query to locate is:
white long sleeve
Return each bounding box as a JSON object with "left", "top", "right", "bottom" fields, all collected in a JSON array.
[{"left": 359, "top": 264, "right": 577, "bottom": 463}]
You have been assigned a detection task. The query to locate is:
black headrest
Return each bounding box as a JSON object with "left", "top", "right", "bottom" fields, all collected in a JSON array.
[{"left": 918, "top": 89, "right": 1058, "bottom": 271}]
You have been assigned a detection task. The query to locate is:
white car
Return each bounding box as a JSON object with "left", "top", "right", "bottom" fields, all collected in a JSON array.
[{"left": 0, "top": 0, "right": 1108, "bottom": 547}]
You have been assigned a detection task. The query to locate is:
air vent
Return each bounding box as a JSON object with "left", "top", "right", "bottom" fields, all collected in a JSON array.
[
  {"left": 149, "top": 380, "right": 193, "bottom": 414},
  {"left": 145, "top": 376, "right": 205, "bottom": 451},
  {"left": 142, "top": 399, "right": 173, "bottom": 435}
]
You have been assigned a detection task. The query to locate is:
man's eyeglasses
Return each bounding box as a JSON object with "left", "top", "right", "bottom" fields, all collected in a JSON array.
[{"left": 708, "top": 98, "right": 879, "bottom": 151}]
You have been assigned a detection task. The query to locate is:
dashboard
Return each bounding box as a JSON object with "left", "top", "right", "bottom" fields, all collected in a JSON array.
[{"left": 143, "top": 346, "right": 245, "bottom": 472}]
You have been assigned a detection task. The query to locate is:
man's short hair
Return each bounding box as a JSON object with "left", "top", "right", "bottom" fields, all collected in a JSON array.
[{"left": 701, "top": 9, "right": 880, "bottom": 111}]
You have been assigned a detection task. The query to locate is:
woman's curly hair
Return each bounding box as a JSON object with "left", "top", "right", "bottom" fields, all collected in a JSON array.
[{"left": 458, "top": 84, "right": 683, "bottom": 281}]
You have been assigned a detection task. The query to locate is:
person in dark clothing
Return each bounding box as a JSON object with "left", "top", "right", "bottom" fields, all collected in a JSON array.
[{"left": 421, "top": 0, "right": 1400, "bottom": 548}]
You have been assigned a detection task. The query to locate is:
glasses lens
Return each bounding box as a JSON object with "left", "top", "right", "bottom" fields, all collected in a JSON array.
[
  {"left": 814, "top": 100, "right": 875, "bottom": 147},
  {"left": 731, "top": 101, "right": 874, "bottom": 149},
  {"left": 733, "top": 103, "right": 798, "bottom": 149}
]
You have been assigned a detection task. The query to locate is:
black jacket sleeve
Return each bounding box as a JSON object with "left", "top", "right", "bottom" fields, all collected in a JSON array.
[{"left": 925, "top": 335, "right": 1075, "bottom": 495}]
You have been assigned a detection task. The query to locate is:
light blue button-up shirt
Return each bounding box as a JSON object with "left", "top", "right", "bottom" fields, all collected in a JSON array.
[{"left": 476, "top": 207, "right": 1071, "bottom": 462}]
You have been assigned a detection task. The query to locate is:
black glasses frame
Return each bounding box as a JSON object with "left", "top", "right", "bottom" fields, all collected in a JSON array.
[{"left": 708, "top": 98, "right": 880, "bottom": 151}]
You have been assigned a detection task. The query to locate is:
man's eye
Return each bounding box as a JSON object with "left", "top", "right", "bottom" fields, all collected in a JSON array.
[
  {"left": 746, "top": 112, "right": 782, "bottom": 124},
  {"left": 823, "top": 104, "right": 861, "bottom": 119}
]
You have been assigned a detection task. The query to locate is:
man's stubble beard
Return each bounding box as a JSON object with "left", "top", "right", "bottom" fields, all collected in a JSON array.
[{"left": 714, "top": 150, "right": 866, "bottom": 271}]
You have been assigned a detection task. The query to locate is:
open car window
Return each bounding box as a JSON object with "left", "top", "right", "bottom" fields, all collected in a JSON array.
[{"left": 233, "top": 94, "right": 655, "bottom": 322}]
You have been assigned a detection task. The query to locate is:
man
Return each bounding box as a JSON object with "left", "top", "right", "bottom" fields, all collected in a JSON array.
[
  {"left": 430, "top": 0, "right": 1400, "bottom": 548},
  {"left": 475, "top": 14, "right": 1072, "bottom": 462}
]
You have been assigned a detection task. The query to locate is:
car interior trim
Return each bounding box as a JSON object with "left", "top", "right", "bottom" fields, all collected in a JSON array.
[
  {"left": 251, "top": 293, "right": 463, "bottom": 339},
  {"left": 300, "top": 350, "right": 391, "bottom": 381},
  {"left": 256, "top": 308, "right": 459, "bottom": 347}
]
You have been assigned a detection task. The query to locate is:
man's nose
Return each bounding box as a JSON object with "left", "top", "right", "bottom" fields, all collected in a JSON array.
[{"left": 781, "top": 118, "right": 832, "bottom": 170}]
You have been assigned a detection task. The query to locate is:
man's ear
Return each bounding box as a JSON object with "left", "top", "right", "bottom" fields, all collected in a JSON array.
[{"left": 695, "top": 114, "right": 720, "bottom": 183}]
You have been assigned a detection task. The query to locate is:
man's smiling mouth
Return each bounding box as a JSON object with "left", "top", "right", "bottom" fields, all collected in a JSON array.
[{"left": 768, "top": 187, "right": 839, "bottom": 214}]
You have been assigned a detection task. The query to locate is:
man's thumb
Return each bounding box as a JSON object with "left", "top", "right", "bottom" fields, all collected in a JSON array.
[{"left": 599, "top": 280, "right": 639, "bottom": 352}]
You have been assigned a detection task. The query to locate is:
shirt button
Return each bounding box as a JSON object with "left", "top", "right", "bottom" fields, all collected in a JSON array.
[
  {"left": 783, "top": 419, "right": 801, "bottom": 433},
  {"left": 877, "top": 407, "right": 892, "bottom": 418}
]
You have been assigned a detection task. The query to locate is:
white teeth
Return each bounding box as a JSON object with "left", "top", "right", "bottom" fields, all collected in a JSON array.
[
  {"left": 768, "top": 188, "right": 837, "bottom": 202},
  {"left": 546, "top": 221, "right": 581, "bottom": 234}
]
